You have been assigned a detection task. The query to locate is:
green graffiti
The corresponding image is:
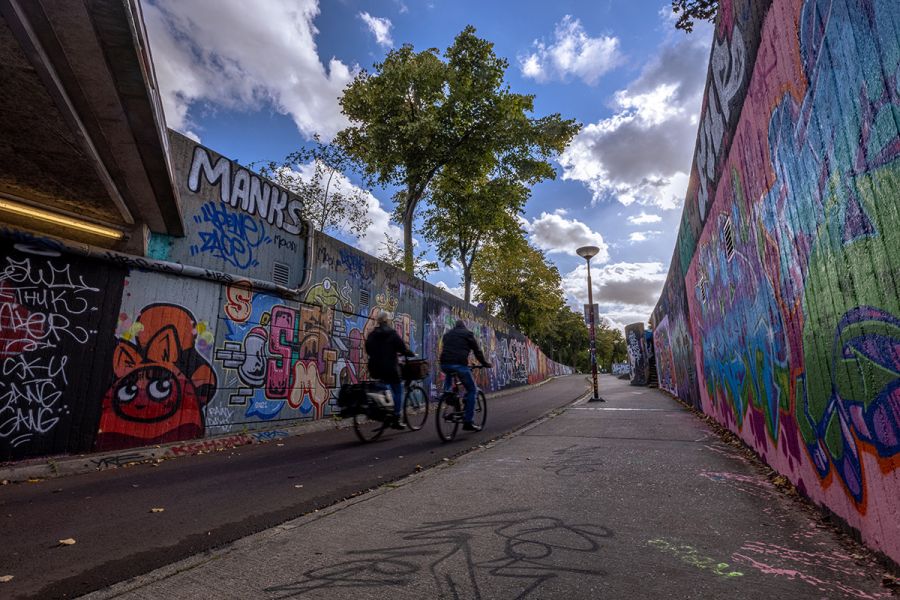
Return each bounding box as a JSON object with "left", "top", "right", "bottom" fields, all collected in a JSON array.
[{"left": 648, "top": 539, "right": 743, "bottom": 578}]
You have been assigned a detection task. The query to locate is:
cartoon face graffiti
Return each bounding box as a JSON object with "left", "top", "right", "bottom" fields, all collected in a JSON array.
[{"left": 96, "top": 304, "right": 217, "bottom": 451}]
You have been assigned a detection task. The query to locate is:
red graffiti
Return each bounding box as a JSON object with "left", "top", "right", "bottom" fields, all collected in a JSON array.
[{"left": 95, "top": 304, "right": 217, "bottom": 451}]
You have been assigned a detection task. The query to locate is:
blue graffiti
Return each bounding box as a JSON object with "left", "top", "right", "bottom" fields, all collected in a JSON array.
[
  {"left": 338, "top": 248, "right": 373, "bottom": 280},
  {"left": 190, "top": 201, "right": 272, "bottom": 269}
]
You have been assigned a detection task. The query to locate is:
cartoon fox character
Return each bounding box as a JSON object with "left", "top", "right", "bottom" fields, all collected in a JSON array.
[{"left": 95, "top": 304, "right": 217, "bottom": 451}]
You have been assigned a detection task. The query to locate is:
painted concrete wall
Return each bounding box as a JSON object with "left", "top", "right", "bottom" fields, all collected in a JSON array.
[
  {"left": 652, "top": 0, "right": 900, "bottom": 563},
  {"left": 625, "top": 322, "right": 649, "bottom": 386},
  {"left": 0, "top": 136, "right": 571, "bottom": 463}
]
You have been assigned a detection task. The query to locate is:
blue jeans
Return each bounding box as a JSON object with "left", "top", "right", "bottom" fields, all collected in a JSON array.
[{"left": 441, "top": 364, "right": 477, "bottom": 423}]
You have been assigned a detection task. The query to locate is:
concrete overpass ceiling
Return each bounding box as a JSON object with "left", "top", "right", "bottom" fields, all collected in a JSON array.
[{"left": 0, "top": 0, "right": 183, "bottom": 248}]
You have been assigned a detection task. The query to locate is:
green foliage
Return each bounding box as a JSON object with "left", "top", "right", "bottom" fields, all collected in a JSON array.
[
  {"left": 531, "top": 305, "right": 591, "bottom": 372},
  {"left": 336, "top": 26, "right": 579, "bottom": 274},
  {"left": 671, "top": 0, "right": 719, "bottom": 32},
  {"left": 421, "top": 171, "right": 527, "bottom": 302},
  {"left": 254, "top": 135, "right": 371, "bottom": 236},
  {"left": 472, "top": 227, "right": 564, "bottom": 338}
]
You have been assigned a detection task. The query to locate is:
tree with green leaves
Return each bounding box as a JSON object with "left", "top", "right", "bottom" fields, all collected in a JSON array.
[
  {"left": 255, "top": 135, "right": 371, "bottom": 236},
  {"left": 671, "top": 0, "right": 718, "bottom": 32},
  {"left": 471, "top": 227, "right": 564, "bottom": 338},
  {"left": 421, "top": 171, "right": 527, "bottom": 303},
  {"left": 336, "top": 26, "right": 579, "bottom": 274}
]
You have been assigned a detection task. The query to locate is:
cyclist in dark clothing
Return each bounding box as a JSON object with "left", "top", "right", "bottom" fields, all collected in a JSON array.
[
  {"left": 439, "top": 320, "right": 492, "bottom": 431},
  {"left": 365, "top": 311, "right": 414, "bottom": 429}
]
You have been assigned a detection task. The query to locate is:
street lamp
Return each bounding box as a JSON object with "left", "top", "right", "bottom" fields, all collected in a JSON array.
[{"left": 576, "top": 245, "right": 605, "bottom": 402}]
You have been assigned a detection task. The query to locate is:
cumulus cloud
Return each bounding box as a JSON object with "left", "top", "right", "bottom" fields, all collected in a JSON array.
[
  {"left": 359, "top": 12, "right": 393, "bottom": 47},
  {"left": 142, "top": 0, "right": 354, "bottom": 140},
  {"left": 558, "top": 24, "right": 710, "bottom": 210},
  {"left": 435, "top": 281, "right": 468, "bottom": 301},
  {"left": 628, "top": 230, "right": 662, "bottom": 243},
  {"left": 524, "top": 210, "right": 609, "bottom": 260},
  {"left": 562, "top": 262, "right": 666, "bottom": 330},
  {"left": 519, "top": 15, "right": 622, "bottom": 85},
  {"left": 279, "top": 161, "right": 401, "bottom": 254},
  {"left": 627, "top": 211, "right": 662, "bottom": 225}
]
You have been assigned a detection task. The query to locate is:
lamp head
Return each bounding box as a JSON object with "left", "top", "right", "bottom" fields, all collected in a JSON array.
[{"left": 576, "top": 245, "right": 600, "bottom": 260}]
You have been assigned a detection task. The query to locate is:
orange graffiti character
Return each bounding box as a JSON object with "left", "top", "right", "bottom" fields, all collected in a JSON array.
[{"left": 95, "top": 304, "right": 217, "bottom": 451}]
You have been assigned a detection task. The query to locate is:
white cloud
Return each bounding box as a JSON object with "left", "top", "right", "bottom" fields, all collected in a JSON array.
[
  {"left": 359, "top": 12, "right": 393, "bottom": 47},
  {"left": 142, "top": 0, "right": 354, "bottom": 140},
  {"left": 562, "top": 262, "right": 666, "bottom": 330},
  {"left": 627, "top": 211, "right": 662, "bottom": 225},
  {"left": 558, "top": 22, "right": 710, "bottom": 210},
  {"left": 525, "top": 211, "right": 609, "bottom": 261},
  {"left": 519, "top": 15, "right": 622, "bottom": 85},
  {"left": 628, "top": 230, "right": 662, "bottom": 243},
  {"left": 435, "top": 281, "right": 468, "bottom": 301}
]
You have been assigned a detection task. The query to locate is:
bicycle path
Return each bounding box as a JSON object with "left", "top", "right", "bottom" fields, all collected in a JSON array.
[
  {"left": 83, "top": 375, "right": 893, "bottom": 600},
  {"left": 0, "top": 376, "right": 588, "bottom": 599}
]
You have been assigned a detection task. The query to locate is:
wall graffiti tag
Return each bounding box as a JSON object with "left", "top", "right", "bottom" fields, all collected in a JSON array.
[
  {"left": 189, "top": 201, "right": 272, "bottom": 269},
  {"left": 0, "top": 242, "right": 122, "bottom": 460}
]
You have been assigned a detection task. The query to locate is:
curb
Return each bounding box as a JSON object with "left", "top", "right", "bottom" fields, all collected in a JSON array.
[{"left": 0, "top": 376, "right": 567, "bottom": 484}]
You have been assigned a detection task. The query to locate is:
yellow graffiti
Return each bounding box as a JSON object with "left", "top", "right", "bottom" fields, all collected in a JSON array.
[{"left": 647, "top": 539, "right": 743, "bottom": 577}]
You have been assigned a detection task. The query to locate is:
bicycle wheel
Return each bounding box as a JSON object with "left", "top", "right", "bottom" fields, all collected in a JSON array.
[
  {"left": 403, "top": 384, "right": 429, "bottom": 431},
  {"left": 435, "top": 394, "right": 461, "bottom": 442},
  {"left": 353, "top": 404, "right": 387, "bottom": 442},
  {"left": 473, "top": 391, "right": 487, "bottom": 430}
]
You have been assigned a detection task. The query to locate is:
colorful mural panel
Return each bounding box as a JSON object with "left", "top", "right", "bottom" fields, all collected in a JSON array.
[{"left": 655, "top": 0, "right": 900, "bottom": 564}]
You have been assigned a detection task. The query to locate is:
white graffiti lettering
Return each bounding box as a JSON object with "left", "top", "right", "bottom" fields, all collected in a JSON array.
[{"left": 187, "top": 145, "right": 305, "bottom": 236}]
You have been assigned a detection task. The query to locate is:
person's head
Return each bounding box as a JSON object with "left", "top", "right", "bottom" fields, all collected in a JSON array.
[
  {"left": 376, "top": 310, "right": 393, "bottom": 327},
  {"left": 454, "top": 320, "right": 466, "bottom": 329}
]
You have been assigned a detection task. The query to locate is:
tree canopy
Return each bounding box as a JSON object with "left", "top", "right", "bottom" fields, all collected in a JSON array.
[
  {"left": 336, "top": 26, "right": 578, "bottom": 274},
  {"left": 671, "top": 0, "right": 718, "bottom": 32}
]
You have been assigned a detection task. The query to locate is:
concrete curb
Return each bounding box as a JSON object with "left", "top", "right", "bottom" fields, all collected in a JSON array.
[{"left": 0, "top": 376, "right": 565, "bottom": 484}]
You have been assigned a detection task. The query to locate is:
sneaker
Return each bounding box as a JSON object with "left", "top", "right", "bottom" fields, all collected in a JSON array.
[
  {"left": 390, "top": 418, "right": 408, "bottom": 430},
  {"left": 462, "top": 422, "right": 481, "bottom": 432}
]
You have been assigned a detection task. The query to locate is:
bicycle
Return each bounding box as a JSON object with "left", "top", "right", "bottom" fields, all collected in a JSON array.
[
  {"left": 435, "top": 365, "right": 487, "bottom": 442},
  {"left": 339, "top": 358, "right": 431, "bottom": 443}
]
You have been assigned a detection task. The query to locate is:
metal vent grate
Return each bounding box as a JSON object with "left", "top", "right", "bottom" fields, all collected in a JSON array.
[
  {"left": 723, "top": 217, "right": 735, "bottom": 261},
  {"left": 696, "top": 276, "right": 708, "bottom": 304},
  {"left": 273, "top": 262, "right": 290, "bottom": 287},
  {"left": 359, "top": 289, "right": 370, "bottom": 308}
]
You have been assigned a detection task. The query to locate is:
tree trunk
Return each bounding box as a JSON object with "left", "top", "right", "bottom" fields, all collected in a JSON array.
[
  {"left": 402, "top": 185, "right": 418, "bottom": 275},
  {"left": 463, "top": 265, "right": 472, "bottom": 304}
]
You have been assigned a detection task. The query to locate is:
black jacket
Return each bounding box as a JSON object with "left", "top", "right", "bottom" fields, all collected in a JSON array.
[
  {"left": 439, "top": 323, "right": 488, "bottom": 366},
  {"left": 365, "top": 324, "right": 413, "bottom": 383}
]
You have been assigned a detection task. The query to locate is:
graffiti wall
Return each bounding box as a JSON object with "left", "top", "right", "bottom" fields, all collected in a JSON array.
[
  {"left": 652, "top": 0, "right": 900, "bottom": 563},
  {"left": 1, "top": 171, "right": 571, "bottom": 461},
  {"left": 148, "top": 131, "right": 310, "bottom": 289},
  {"left": 0, "top": 239, "right": 125, "bottom": 461},
  {"left": 625, "top": 323, "right": 649, "bottom": 386}
]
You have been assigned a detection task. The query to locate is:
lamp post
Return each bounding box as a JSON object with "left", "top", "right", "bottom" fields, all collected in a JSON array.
[{"left": 576, "top": 245, "right": 605, "bottom": 402}]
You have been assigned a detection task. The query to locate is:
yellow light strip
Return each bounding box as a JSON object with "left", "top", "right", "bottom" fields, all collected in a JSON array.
[{"left": 0, "top": 199, "right": 124, "bottom": 239}]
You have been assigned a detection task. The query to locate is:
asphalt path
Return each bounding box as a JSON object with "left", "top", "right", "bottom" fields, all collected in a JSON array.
[{"left": 0, "top": 376, "right": 587, "bottom": 599}]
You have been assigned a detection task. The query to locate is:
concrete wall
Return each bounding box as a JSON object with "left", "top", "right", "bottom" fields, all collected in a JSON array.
[
  {"left": 625, "top": 322, "right": 649, "bottom": 386},
  {"left": 0, "top": 135, "right": 571, "bottom": 463},
  {"left": 652, "top": 0, "right": 900, "bottom": 563}
]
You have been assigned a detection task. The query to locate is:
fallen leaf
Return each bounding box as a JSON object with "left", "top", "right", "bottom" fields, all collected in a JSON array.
[
  {"left": 0, "top": 575, "right": 13, "bottom": 583},
  {"left": 58, "top": 538, "right": 76, "bottom": 546},
  {"left": 294, "top": 485, "right": 303, "bottom": 488},
  {"left": 27, "top": 478, "right": 42, "bottom": 483},
  {"left": 277, "top": 443, "right": 284, "bottom": 447},
  {"left": 150, "top": 508, "right": 165, "bottom": 513}
]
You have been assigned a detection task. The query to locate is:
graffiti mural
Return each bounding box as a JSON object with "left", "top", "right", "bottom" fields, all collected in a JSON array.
[
  {"left": 654, "top": 0, "right": 900, "bottom": 564},
  {"left": 0, "top": 241, "right": 123, "bottom": 460},
  {"left": 625, "top": 323, "right": 648, "bottom": 386},
  {"left": 95, "top": 304, "right": 217, "bottom": 451}
]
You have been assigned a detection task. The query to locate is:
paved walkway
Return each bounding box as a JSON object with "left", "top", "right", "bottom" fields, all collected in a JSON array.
[{"left": 83, "top": 376, "right": 892, "bottom": 600}]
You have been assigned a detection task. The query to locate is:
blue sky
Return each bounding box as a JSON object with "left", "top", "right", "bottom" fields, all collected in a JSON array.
[{"left": 142, "top": 0, "right": 713, "bottom": 329}]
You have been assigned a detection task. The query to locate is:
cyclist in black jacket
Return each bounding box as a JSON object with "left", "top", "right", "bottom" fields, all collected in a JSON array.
[
  {"left": 439, "top": 320, "right": 492, "bottom": 431},
  {"left": 365, "top": 311, "right": 414, "bottom": 429}
]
